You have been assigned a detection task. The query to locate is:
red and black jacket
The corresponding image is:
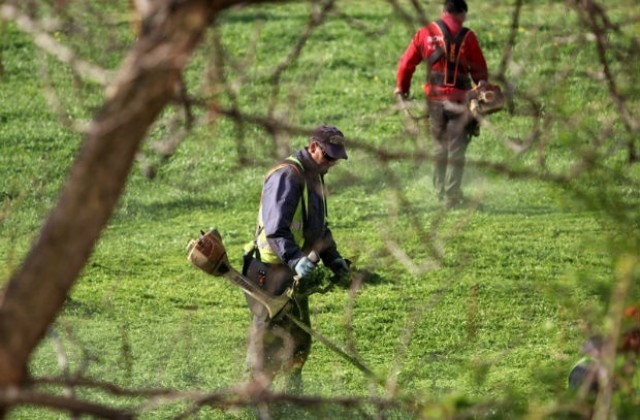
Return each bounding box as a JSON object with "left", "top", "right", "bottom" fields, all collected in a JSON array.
[{"left": 396, "top": 13, "right": 488, "bottom": 102}]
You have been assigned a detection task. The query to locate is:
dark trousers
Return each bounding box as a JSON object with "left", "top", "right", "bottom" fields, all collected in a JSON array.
[
  {"left": 243, "top": 257, "right": 311, "bottom": 393},
  {"left": 428, "top": 100, "right": 476, "bottom": 203}
]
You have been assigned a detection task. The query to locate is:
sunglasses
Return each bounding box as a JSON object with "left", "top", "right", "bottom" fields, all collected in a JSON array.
[
  {"left": 320, "top": 146, "right": 338, "bottom": 162},
  {"left": 314, "top": 141, "right": 337, "bottom": 162}
]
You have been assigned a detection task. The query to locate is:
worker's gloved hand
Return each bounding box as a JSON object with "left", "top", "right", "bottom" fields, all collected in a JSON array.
[
  {"left": 394, "top": 87, "right": 408, "bottom": 99},
  {"left": 330, "top": 258, "right": 350, "bottom": 276},
  {"left": 294, "top": 256, "right": 316, "bottom": 279}
]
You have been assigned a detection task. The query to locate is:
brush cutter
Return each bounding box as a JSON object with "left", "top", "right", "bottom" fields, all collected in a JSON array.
[
  {"left": 186, "top": 228, "right": 378, "bottom": 380},
  {"left": 186, "top": 228, "right": 323, "bottom": 316},
  {"left": 466, "top": 81, "right": 505, "bottom": 118},
  {"left": 186, "top": 228, "right": 296, "bottom": 318}
]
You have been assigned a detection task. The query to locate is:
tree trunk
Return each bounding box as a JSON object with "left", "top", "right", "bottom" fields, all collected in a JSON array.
[{"left": 0, "top": 0, "right": 227, "bottom": 392}]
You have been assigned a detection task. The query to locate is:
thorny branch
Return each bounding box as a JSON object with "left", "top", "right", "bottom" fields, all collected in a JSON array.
[
  {"left": 264, "top": 0, "right": 336, "bottom": 157},
  {"left": 0, "top": 4, "right": 110, "bottom": 86},
  {"left": 213, "top": 104, "right": 621, "bottom": 192},
  {"left": 569, "top": 0, "right": 639, "bottom": 162},
  {"left": 332, "top": 8, "right": 389, "bottom": 38},
  {"left": 206, "top": 24, "right": 254, "bottom": 162},
  {"left": 494, "top": 0, "right": 522, "bottom": 115},
  {"left": 0, "top": 387, "right": 132, "bottom": 419},
  {"left": 1, "top": 0, "right": 639, "bottom": 418},
  {"left": 30, "top": 376, "right": 403, "bottom": 418},
  {"left": 387, "top": 0, "right": 428, "bottom": 28}
]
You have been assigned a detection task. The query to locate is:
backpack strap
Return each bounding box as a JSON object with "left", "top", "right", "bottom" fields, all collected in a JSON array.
[
  {"left": 427, "top": 21, "right": 446, "bottom": 67},
  {"left": 275, "top": 157, "right": 307, "bottom": 224},
  {"left": 431, "top": 20, "right": 470, "bottom": 87},
  {"left": 246, "top": 158, "right": 307, "bottom": 260}
]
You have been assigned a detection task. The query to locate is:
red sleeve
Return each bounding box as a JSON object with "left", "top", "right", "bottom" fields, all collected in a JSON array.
[
  {"left": 396, "top": 30, "right": 426, "bottom": 95},
  {"left": 464, "top": 31, "right": 488, "bottom": 84}
]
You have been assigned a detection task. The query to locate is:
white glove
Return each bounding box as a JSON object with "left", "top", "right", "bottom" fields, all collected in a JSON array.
[{"left": 294, "top": 256, "right": 316, "bottom": 278}]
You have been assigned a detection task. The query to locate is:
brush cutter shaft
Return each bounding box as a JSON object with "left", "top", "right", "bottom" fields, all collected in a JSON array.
[
  {"left": 224, "top": 267, "right": 290, "bottom": 318},
  {"left": 187, "top": 228, "right": 290, "bottom": 318},
  {"left": 187, "top": 229, "right": 379, "bottom": 384}
]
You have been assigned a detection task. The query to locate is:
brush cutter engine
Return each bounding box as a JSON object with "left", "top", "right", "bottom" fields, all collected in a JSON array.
[
  {"left": 187, "top": 229, "right": 230, "bottom": 276},
  {"left": 466, "top": 81, "right": 505, "bottom": 117}
]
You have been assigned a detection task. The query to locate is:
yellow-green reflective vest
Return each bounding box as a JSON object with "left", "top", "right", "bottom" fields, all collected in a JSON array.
[{"left": 247, "top": 156, "right": 310, "bottom": 265}]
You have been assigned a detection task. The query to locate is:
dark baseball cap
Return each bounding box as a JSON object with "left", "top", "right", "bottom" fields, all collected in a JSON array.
[{"left": 311, "top": 125, "right": 348, "bottom": 160}]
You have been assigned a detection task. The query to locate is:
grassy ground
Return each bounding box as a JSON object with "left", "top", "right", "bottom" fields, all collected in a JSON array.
[{"left": 1, "top": 0, "right": 639, "bottom": 418}]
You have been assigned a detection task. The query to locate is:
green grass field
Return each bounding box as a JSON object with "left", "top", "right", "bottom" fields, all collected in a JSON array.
[{"left": 1, "top": 0, "right": 639, "bottom": 418}]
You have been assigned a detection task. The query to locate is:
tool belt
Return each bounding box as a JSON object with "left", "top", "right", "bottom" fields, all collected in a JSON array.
[
  {"left": 242, "top": 253, "right": 296, "bottom": 318},
  {"left": 427, "top": 72, "right": 471, "bottom": 91},
  {"left": 243, "top": 254, "right": 294, "bottom": 296},
  {"left": 243, "top": 251, "right": 332, "bottom": 318}
]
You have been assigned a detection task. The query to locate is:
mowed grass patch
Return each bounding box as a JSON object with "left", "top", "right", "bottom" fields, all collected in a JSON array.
[{"left": 2, "top": 1, "right": 639, "bottom": 418}]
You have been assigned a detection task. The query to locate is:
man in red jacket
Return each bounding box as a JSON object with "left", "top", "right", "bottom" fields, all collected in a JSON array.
[{"left": 395, "top": 0, "right": 488, "bottom": 209}]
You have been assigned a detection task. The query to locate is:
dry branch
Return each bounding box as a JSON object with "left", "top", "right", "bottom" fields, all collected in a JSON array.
[
  {"left": 0, "top": 0, "right": 281, "bottom": 402},
  {"left": 0, "top": 4, "right": 110, "bottom": 85}
]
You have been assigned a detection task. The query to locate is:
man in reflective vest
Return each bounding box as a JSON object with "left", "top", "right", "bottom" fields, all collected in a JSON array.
[
  {"left": 243, "top": 125, "right": 350, "bottom": 393},
  {"left": 394, "top": 0, "right": 488, "bottom": 209}
]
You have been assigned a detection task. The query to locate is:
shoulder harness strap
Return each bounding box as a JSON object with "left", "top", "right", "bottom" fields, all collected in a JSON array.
[
  {"left": 432, "top": 19, "right": 470, "bottom": 87},
  {"left": 278, "top": 157, "right": 307, "bottom": 225},
  {"left": 250, "top": 157, "right": 308, "bottom": 255}
]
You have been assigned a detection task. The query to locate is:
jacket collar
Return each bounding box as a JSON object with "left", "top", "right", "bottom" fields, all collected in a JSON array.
[
  {"left": 440, "top": 13, "right": 464, "bottom": 35},
  {"left": 298, "top": 148, "right": 317, "bottom": 170},
  {"left": 297, "top": 148, "right": 326, "bottom": 176}
]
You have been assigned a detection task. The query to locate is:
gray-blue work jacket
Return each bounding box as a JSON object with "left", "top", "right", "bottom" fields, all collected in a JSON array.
[{"left": 260, "top": 148, "right": 341, "bottom": 270}]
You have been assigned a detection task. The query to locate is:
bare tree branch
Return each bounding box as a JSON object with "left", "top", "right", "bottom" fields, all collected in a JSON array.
[
  {"left": 0, "top": 4, "right": 110, "bottom": 85},
  {"left": 0, "top": 387, "right": 132, "bottom": 419},
  {"left": 569, "top": 0, "right": 639, "bottom": 162},
  {"left": 0, "top": 0, "right": 283, "bottom": 397},
  {"left": 1, "top": 0, "right": 638, "bottom": 417}
]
